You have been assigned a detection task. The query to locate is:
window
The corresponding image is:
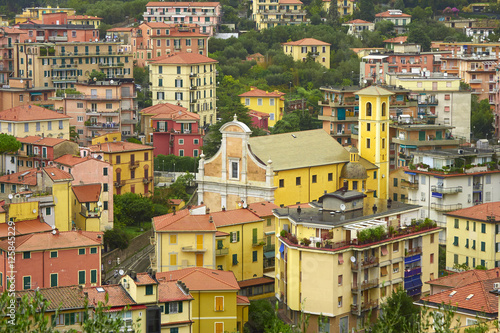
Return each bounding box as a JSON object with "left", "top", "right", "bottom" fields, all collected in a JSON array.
[
  {"left": 215, "top": 323, "right": 224, "bottom": 333},
  {"left": 91, "top": 270, "right": 97, "bottom": 284},
  {"left": 170, "top": 254, "right": 177, "bottom": 266},
  {"left": 338, "top": 275, "right": 343, "bottom": 286},
  {"left": 50, "top": 251, "right": 58, "bottom": 258},
  {"left": 381, "top": 266, "right": 388, "bottom": 276},
  {"left": 78, "top": 271, "right": 85, "bottom": 284},
  {"left": 472, "top": 240, "right": 476, "bottom": 249},
  {"left": 232, "top": 254, "right": 238, "bottom": 265},
  {"left": 23, "top": 276, "right": 31, "bottom": 290},
  {"left": 393, "top": 242, "right": 399, "bottom": 252},
  {"left": 179, "top": 139, "right": 184, "bottom": 145},
  {"left": 296, "top": 177, "right": 301, "bottom": 186},
  {"left": 328, "top": 173, "right": 333, "bottom": 181},
  {"left": 230, "top": 160, "right": 239, "bottom": 179},
  {"left": 430, "top": 253, "right": 434, "bottom": 264},
  {"left": 24, "top": 123, "right": 29, "bottom": 132},
  {"left": 338, "top": 296, "right": 342, "bottom": 307},
  {"left": 312, "top": 175, "right": 317, "bottom": 183},
  {"left": 177, "top": 66, "right": 181, "bottom": 74},
  {"left": 366, "top": 102, "right": 372, "bottom": 116},
  {"left": 231, "top": 231, "right": 239, "bottom": 243},
  {"left": 454, "top": 219, "right": 459, "bottom": 229},
  {"left": 50, "top": 273, "right": 58, "bottom": 287},
  {"left": 445, "top": 94, "right": 450, "bottom": 100},
  {"left": 103, "top": 183, "right": 108, "bottom": 192},
  {"left": 145, "top": 285, "right": 153, "bottom": 295},
  {"left": 103, "top": 167, "right": 108, "bottom": 176},
  {"left": 245, "top": 98, "right": 250, "bottom": 106},
  {"left": 431, "top": 234, "right": 434, "bottom": 243},
  {"left": 279, "top": 179, "right": 284, "bottom": 188},
  {"left": 373, "top": 171, "right": 377, "bottom": 179},
  {"left": 366, "top": 138, "right": 370, "bottom": 148},
  {"left": 179, "top": 150, "right": 184, "bottom": 157},
  {"left": 257, "top": 98, "right": 263, "bottom": 106},
  {"left": 90, "top": 247, "right": 97, "bottom": 254},
  {"left": 482, "top": 223, "right": 486, "bottom": 233},
  {"left": 481, "top": 241, "right": 486, "bottom": 252},
  {"left": 393, "top": 178, "right": 398, "bottom": 187},
  {"left": 453, "top": 236, "right": 459, "bottom": 246},
  {"left": 79, "top": 248, "right": 85, "bottom": 255},
  {"left": 23, "top": 252, "right": 31, "bottom": 259},
  {"left": 252, "top": 251, "right": 257, "bottom": 262},
  {"left": 366, "top": 123, "right": 371, "bottom": 131}
]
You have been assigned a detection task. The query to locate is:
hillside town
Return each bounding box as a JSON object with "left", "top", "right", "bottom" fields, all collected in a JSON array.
[{"left": 3, "top": 0, "right": 500, "bottom": 332}]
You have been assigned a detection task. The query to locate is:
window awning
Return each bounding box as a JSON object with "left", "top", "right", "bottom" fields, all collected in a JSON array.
[
  {"left": 30, "top": 92, "right": 42, "bottom": 95},
  {"left": 264, "top": 231, "right": 275, "bottom": 235},
  {"left": 381, "top": 246, "right": 388, "bottom": 256},
  {"left": 264, "top": 251, "right": 274, "bottom": 259}
]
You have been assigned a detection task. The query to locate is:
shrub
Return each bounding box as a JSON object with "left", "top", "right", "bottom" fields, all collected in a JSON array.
[
  {"left": 301, "top": 238, "right": 311, "bottom": 246},
  {"left": 280, "top": 229, "right": 288, "bottom": 237},
  {"left": 287, "top": 233, "right": 298, "bottom": 244},
  {"left": 103, "top": 228, "right": 129, "bottom": 250}
]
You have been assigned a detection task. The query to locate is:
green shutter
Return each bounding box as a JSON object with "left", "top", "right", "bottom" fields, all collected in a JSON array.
[
  {"left": 165, "top": 302, "right": 169, "bottom": 314},
  {"left": 51, "top": 274, "right": 57, "bottom": 287},
  {"left": 79, "top": 271, "right": 85, "bottom": 284},
  {"left": 230, "top": 232, "right": 233, "bottom": 243},
  {"left": 178, "top": 301, "right": 183, "bottom": 313},
  {"left": 51, "top": 315, "right": 56, "bottom": 326},
  {"left": 252, "top": 228, "right": 257, "bottom": 244},
  {"left": 157, "top": 121, "right": 160, "bottom": 131},
  {"left": 65, "top": 313, "right": 69, "bottom": 325},
  {"left": 237, "top": 231, "right": 240, "bottom": 242},
  {"left": 91, "top": 270, "right": 97, "bottom": 284}
]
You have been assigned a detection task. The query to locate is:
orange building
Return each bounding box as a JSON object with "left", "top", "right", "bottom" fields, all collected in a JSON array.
[{"left": 0, "top": 78, "right": 55, "bottom": 111}]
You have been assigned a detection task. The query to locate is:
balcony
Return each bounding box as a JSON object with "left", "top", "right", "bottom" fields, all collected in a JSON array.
[
  {"left": 190, "top": 99, "right": 198, "bottom": 104},
  {"left": 405, "top": 247, "right": 422, "bottom": 257},
  {"left": 98, "top": 62, "right": 124, "bottom": 68},
  {"left": 351, "top": 256, "right": 379, "bottom": 270},
  {"left": 263, "top": 244, "right": 275, "bottom": 252},
  {"left": 189, "top": 73, "right": 197, "bottom": 78},
  {"left": 418, "top": 99, "right": 438, "bottom": 106},
  {"left": 351, "top": 300, "right": 378, "bottom": 315},
  {"left": 114, "top": 180, "right": 125, "bottom": 187},
  {"left": 190, "top": 86, "right": 197, "bottom": 90},
  {"left": 142, "top": 177, "right": 153, "bottom": 184},
  {"left": 351, "top": 278, "right": 379, "bottom": 291},
  {"left": 469, "top": 79, "right": 482, "bottom": 84},
  {"left": 129, "top": 161, "right": 139, "bottom": 169},
  {"left": 86, "top": 110, "right": 120, "bottom": 116},
  {"left": 431, "top": 185, "right": 462, "bottom": 194},
  {"left": 431, "top": 203, "right": 462, "bottom": 212},
  {"left": 252, "top": 238, "right": 265, "bottom": 247},
  {"left": 404, "top": 267, "right": 422, "bottom": 278},
  {"left": 215, "top": 248, "right": 229, "bottom": 256},
  {"left": 473, "top": 183, "right": 483, "bottom": 191},
  {"left": 392, "top": 137, "right": 463, "bottom": 147},
  {"left": 181, "top": 245, "right": 206, "bottom": 252},
  {"left": 81, "top": 205, "right": 100, "bottom": 218},
  {"left": 48, "top": 36, "right": 68, "bottom": 42},
  {"left": 85, "top": 122, "right": 119, "bottom": 129},
  {"left": 401, "top": 179, "right": 419, "bottom": 189}
]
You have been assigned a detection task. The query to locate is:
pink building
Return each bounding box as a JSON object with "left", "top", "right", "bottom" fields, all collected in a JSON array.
[
  {"left": 144, "top": 1, "right": 221, "bottom": 36},
  {"left": 140, "top": 103, "right": 203, "bottom": 157},
  {"left": 54, "top": 154, "right": 114, "bottom": 229},
  {"left": 17, "top": 12, "right": 99, "bottom": 43},
  {"left": 132, "top": 22, "right": 209, "bottom": 67},
  {"left": 249, "top": 110, "right": 269, "bottom": 131},
  {"left": 0, "top": 230, "right": 102, "bottom": 291},
  {"left": 0, "top": 27, "right": 24, "bottom": 84}
]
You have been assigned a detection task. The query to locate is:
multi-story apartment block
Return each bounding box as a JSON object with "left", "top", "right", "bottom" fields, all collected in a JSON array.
[
  {"left": 282, "top": 38, "right": 331, "bottom": 69},
  {"left": 0, "top": 230, "right": 102, "bottom": 291},
  {"left": 404, "top": 146, "right": 500, "bottom": 243},
  {"left": 0, "top": 27, "right": 22, "bottom": 84},
  {"left": 323, "top": 0, "right": 355, "bottom": 16},
  {"left": 87, "top": 141, "right": 154, "bottom": 196},
  {"left": 375, "top": 10, "right": 412, "bottom": 34},
  {"left": 67, "top": 15, "right": 102, "bottom": 29},
  {"left": 15, "top": 5, "right": 76, "bottom": 24},
  {"left": 0, "top": 104, "right": 71, "bottom": 139},
  {"left": 140, "top": 103, "right": 203, "bottom": 157},
  {"left": 132, "top": 22, "right": 209, "bottom": 67},
  {"left": 106, "top": 27, "right": 133, "bottom": 45},
  {"left": 253, "top": 0, "right": 310, "bottom": 30},
  {"left": 274, "top": 190, "right": 439, "bottom": 332},
  {"left": 431, "top": 41, "right": 500, "bottom": 57},
  {"left": 14, "top": 41, "right": 133, "bottom": 89},
  {"left": 143, "top": 2, "right": 222, "bottom": 36},
  {"left": 148, "top": 52, "right": 217, "bottom": 126},
  {"left": 343, "top": 20, "right": 375, "bottom": 38},
  {"left": 51, "top": 79, "right": 137, "bottom": 144},
  {"left": 439, "top": 54, "right": 497, "bottom": 104},
  {"left": 445, "top": 203, "right": 500, "bottom": 270},
  {"left": 0, "top": 77, "right": 55, "bottom": 110},
  {"left": 239, "top": 87, "right": 285, "bottom": 127}
]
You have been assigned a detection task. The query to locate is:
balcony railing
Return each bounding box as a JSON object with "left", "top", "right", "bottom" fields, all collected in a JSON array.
[
  {"left": 81, "top": 204, "right": 100, "bottom": 218},
  {"left": 351, "top": 278, "right": 379, "bottom": 291},
  {"left": 351, "top": 257, "right": 379, "bottom": 270},
  {"left": 473, "top": 183, "right": 483, "bottom": 191},
  {"left": 181, "top": 245, "right": 206, "bottom": 252},
  {"left": 143, "top": 177, "right": 153, "bottom": 184},
  {"left": 404, "top": 267, "right": 422, "bottom": 278},
  {"left": 431, "top": 185, "right": 462, "bottom": 194},
  {"left": 405, "top": 247, "right": 422, "bottom": 257},
  {"left": 401, "top": 179, "right": 419, "bottom": 189},
  {"left": 114, "top": 180, "right": 125, "bottom": 187},
  {"left": 252, "top": 238, "right": 265, "bottom": 247},
  {"left": 431, "top": 203, "right": 462, "bottom": 212},
  {"left": 215, "top": 248, "right": 229, "bottom": 256},
  {"left": 351, "top": 300, "right": 378, "bottom": 315},
  {"left": 129, "top": 161, "right": 139, "bottom": 169},
  {"left": 85, "top": 122, "right": 119, "bottom": 129}
]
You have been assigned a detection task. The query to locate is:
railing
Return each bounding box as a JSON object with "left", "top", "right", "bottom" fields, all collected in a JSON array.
[
  {"left": 431, "top": 203, "right": 462, "bottom": 212},
  {"left": 401, "top": 179, "right": 419, "bottom": 189},
  {"left": 473, "top": 183, "right": 483, "bottom": 191},
  {"left": 85, "top": 122, "right": 119, "bottom": 129},
  {"left": 114, "top": 180, "right": 125, "bottom": 187},
  {"left": 404, "top": 267, "right": 422, "bottom": 278},
  {"left": 215, "top": 248, "right": 229, "bottom": 256},
  {"left": 405, "top": 247, "right": 422, "bottom": 257},
  {"left": 263, "top": 244, "right": 275, "bottom": 252},
  {"left": 431, "top": 185, "right": 462, "bottom": 194},
  {"left": 48, "top": 36, "right": 68, "bottom": 42},
  {"left": 142, "top": 177, "right": 153, "bottom": 184},
  {"left": 351, "top": 257, "right": 379, "bottom": 270},
  {"left": 351, "top": 278, "right": 379, "bottom": 291},
  {"left": 98, "top": 62, "right": 125, "bottom": 68},
  {"left": 86, "top": 110, "right": 120, "bottom": 116},
  {"left": 252, "top": 238, "right": 265, "bottom": 247},
  {"left": 129, "top": 161, "right": 139, "bottom": 169},
  {"left": 190, "top": 86, "right": 197, "bottom": 90},
  {"left": 181, "top": 245, "right": 206, "bottom": 252},
  {"left": 351, "top": 300, "right": 378, "bottom": 315},
  {"left": 81, "top": 204, "right": 100, "bottom": 218}
]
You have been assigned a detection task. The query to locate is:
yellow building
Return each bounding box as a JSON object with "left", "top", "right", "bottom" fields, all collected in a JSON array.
[
  {"left": 15, "top": 6, "right": 76, "bottom": 24},
  {"left": 323, "top": 0, "right": 355, "bottom": 16},
  {"left": 71, "top": 184, "right": 106, "bottom": 232},
  {"left": 88, "top": 141, "right": 154, "bottom": 197},
  {"left": 0, "top": 104, "right": 71, "bottom": 140},
  {"left": 282, "top": 38, "right": 331, "bottom": 69},
  {"left": 275, "top": 190, "right": 440, "bottom": 332},
  {"left": 239, "top": 87, "right": 285, "bottom": 127},
  {"left": 445, "top": 202, "right": 500, "bottom": 270},
  {"left": 253, "top": 0, "right": 310, "bottom": 30},
  {"left": 157, "top": 267, "right": 249, "bottom": 333},
  {"left": 148, "top": 52, "right": 218, "bottom": 127},
  {"left": 357, "top": 85, "right": 392, "bottom": 200},
  {"left": 67, "top": 15, "right": 102, "bottom": 29},
  {"left": 91, "top": 132, "right": 121, "bottom": 145}
]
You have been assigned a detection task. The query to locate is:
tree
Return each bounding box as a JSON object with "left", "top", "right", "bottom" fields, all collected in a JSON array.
[
  {"left": 356, "top": 0, "right": 375, "bottom": 22},
  {"left": 471, "top": 97, "right": 494, "bottom": 140},
  {"left": 169, "top": 172, "right": 195, "bottom": 203},
  {"left": 407, "top": 26, "right": 431, "bottom": 51},
  {"left": 114, "top": 193, "right": 155, "bottom": 226},
  {"left": 88, "top": 70, "right": 106, "bottom": 82},
  {"left": 246, "top": 300, "right": 276, "bottom": 332},
  {"left": 69, "top": 126, "right": 79, "bottom": 142},
  {"left": 370, "top": 287, "right": 420, "bottom": 332},
  {"left": 83, "top": 294, "right": 140, "bottom": 333},
  {"left": 0, "top": 134, "right": 21, "bottom": 154},
  {"left": 103, "top": 228, "right": 129, "bottom": 250},
  {"left": 326, "top": 0, "right": 340, "bottom": 27}
]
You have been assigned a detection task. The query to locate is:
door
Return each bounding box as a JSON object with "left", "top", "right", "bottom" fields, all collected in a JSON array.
[
  {"left": 196, "top": 253, "right": 203, "bottom": 267},
  {"left": 436, "top": 131, "right": 442, "bottom": 140},
  {"left": 106, "top": 89, "right": 112, "bottom": 99},
  {"left": 419, "top": 130, "right": 425, "bottom": 141},
  {"left": 197, "top": 235, "right": 203, "bottom": 249},
  {"left": 90, "top": 89, "right": 97, "bottom": 98}
]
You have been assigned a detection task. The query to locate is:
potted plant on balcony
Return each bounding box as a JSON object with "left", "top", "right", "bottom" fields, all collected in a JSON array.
[{"left": 301, "top": 238, "right": 311, "bottom": 246}]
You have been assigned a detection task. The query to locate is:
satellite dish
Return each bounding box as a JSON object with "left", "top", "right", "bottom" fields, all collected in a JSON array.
[
  {"left": 32, "top": 209, "right": 37, "bottom": 214},
  {"left": 52, "top": 225, "right": 56, "bottom": 229},
  {"left": 97, "top": 201, "right": 102, "bottom": 207},
  {"left": 340, "top": 204, "right": 346, "bottom": 211},
  {"left": 8, "top": 194, "right": 13, "bottom": 199},
  {"left": 238, "top": 202, "right": 242, "bottom": 207},
  {"left": 52, "top": 230, "right": 57, "bottom": 235},
  {"left": 110, "top": 79, "right": 114, "bottom": 84},
  {"left": 243, "top": 202, "right": 248, "bottom": 209},
  {"left": 350, "top": 256, "right": 356, "bottom": 263},
  {"left": 118, "top": 269, "right": 124, "bottom": 276}
]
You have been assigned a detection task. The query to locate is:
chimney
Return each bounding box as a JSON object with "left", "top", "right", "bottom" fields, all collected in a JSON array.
[
  {"left": 130, "top": 270, "right": 137, "bottom": 280},
  {"left": 297, "top": 206, "right": 301, "bottom": 215},
  {"left": 209, "top": 216, "right": 213, "bottom": 223},
  {"left": 172, "top": 206, "right": 176, "bottom": 215},
  {"left": 222, "top": 206, "right": 225, "bottom": 211}
]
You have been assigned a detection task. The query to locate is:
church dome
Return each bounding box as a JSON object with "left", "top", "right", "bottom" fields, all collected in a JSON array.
[{"left": 341, "top": 162, "right": 368, "bottom": 179}]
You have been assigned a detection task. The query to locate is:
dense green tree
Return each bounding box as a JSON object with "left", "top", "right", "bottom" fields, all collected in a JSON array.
[
  {"left": 326, "top": 0, "right": 340, "bottom": 27},
  {"left": 356, "top": 0, "right": 375, "bottom": 22},
  {"left": 0, "top": 134, "right": 21, "bottom": 154},
  {"left": 375, "top": 20, "right": 395, "bottom": 36},
  {"left": 408, "top": 26, "right": 432, "bottom": 51},
  {"left": 88, "top": 70, "right": 106, "bottom": 82},
  {"left": 133, "top": 66, "right": 149, "bottom": 88},
  {"left": 103, "top": 228, "right": 130, "bottom": 250},
  {"left": 114, "top": 192, "right": 155, "bottom": 226},
  {"left": 471, "top": 96, "right": 494, "bottom": 139},
  {"left": 370, "top": 288, "right": 420, "bottom": 332},
  {"left": 168, "top": 172, "right": 195, "bottom": 202}
]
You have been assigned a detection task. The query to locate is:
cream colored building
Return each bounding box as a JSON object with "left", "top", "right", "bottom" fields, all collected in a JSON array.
[
  {"left": 148, "top": 52, "right": 217, "bottom": 126},
  {"left": 282, "top": 38, "right": 331, "bottom": 68},
  {"left": 253, "top": 0, "right": 310, "bottom": 30}
]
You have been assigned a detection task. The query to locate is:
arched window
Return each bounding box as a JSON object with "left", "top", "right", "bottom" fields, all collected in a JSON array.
[
  {"left": 381, "top": 102, "right": 386, "bottom": 117},
  {"left": 366, "top": 102, "right": 372, "bottom": 117}
]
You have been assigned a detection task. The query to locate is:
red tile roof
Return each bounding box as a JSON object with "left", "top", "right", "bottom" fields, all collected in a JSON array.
[
  {"left": 149, "top": 52, "right": 218, "bottom": 65},
  {"left": 72, "top": 184, "right": 101, "bottom": 203},
  {"left": 376, "top": 10, "right": 411, "bottom": 18},
  {"left": 153, "top": 209, "right": 217, "bottom": 232},
  {"left": 17, "top": 136, "right": 68, "bottom": 147},
  {"left": 239, "top": 87, "right": 286, "bottom": 98},
  {"left": 147, "top": 2, "right": 220, "bottom": 7},
  {"left": 282, "top": 38, "right": 330, "bottom": 46},
  {"left": 215, "top": 231, "right": 229, "bottom": 237},
  {"left": 249, "top": 110, "right": 270, "bottom": 119},
  {"left": 141, "top": 103, "right": 199, "bottom": 121},
  {"left": 384, "top": 36, "right": 408, "bottom": 43},
  {"left": 0, "top": 104, "right": 71, "bottom": 121},
  {"left": 445, "top": 202, "right": 500, "bottom": 222},
  {"left": 0, "top": 219, "right": 52, "bottom": 238},
  {"left": 237, "top": 295, "right": 250, "bottom": 304},
  {"left": 134, "top": 272, "right": 157, "bottom": 285},
  {"left": 17, "top": 286, "right": 86, "bottom": 311},
  {"left": 279, "top": 0, "right": 303, "bottom": 4},
  {"left": 421, "top": 278, "right": 499, "bottom": 314},
  {"left": 247, "top": 201, "right": 279, "bottom": 217},
  {"left": 158, "top": 280, "right": 193, "bottom": 302},
  {"left": 44, "top": 167, "right": 73, "bottom": 181},
  {"left": 84, "top": 285, "right": 136, "bottom": 308},
  {"left": 427, "top": 268, "right": 500, "bottom": 288},
  {"left": 0, "top": 230, "right": 102, "bottom": 251},
  {"left": 89, "top": 141, "right": 153, "bottom": 153},
  {"left": 54, "top": 154, "right": 88, "bottom": 166},
  {"left": 0, "top": 169, "right": 38, "bottom": 185},
  {"left": 347, "top": 19, "right": 373, "bottom": 24},
  {"left": 210, "top": 209, "right": 262, "bottom": 227},
  {"left": 238, "top": 276, "right": 274, "bottom": 288},
  {"left": 156, "top": 267, "right": 240, "bottom": 291},
  {"left": 169, "top": 199, "right": 184, "bottom": 206}
]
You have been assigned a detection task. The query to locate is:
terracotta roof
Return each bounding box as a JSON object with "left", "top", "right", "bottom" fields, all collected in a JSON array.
[
  {"left": 376, "top": 10, "right": 412, "bottom": 18},
  {"left": 210, "top": 209, "right": 262, "bottom": 227},
  {"left": 238, "top": 277, "right": 274, "bottom": 288},
  {"left": 72, "top": 184, "right": 101, "bottom": 203},
  {"left": 237, "top": 295, "right": 250, "bottom": 304},
  {"left": 79, "top": 231, "right": 104, "bottom": 243},
  {"left": 384, "top": 36, "right": 408, "bottom": 43},
  {"left": 279, "top": 0, "right": 303, "bottom": 4},
  {"left": 282, "top": 38, "right": 330, "bottom": 46},
  {"left": 0, "top": 168, "right": 38, "bottom": 185},
  {"left": 347, "top": 19, "right": 373, "bottom": 24},
  {"left": 247, "top": 201, "right": 279, "bottom": 218},
  {"left": 169, "top": 199, "right": 184, "bottom": 205},
  {"left": 54, "top": 154, "right": 87, "bottom": 166},
  {"left": 89, "top": 141, "right": 153, "bottom": 153},
  {"left": 149, "top": 52, "right": 218, "bottom": 65},
  {"left": 141, "top": 103, "right": 187, "bottom": 114},
  {"left": 84, "top": 285, "right": 136, "bottom": 308},
  {"left": 215, "top": 231, "right": 229, "bottom": 237},
  {"left": 67, "top": 15, "right": 102, "bottom": 20},
  {"left": 142, "top": 103, "right": 199, "bottom": 121},
  {"left": 427, "top": 268, "right": 500, "bottom": 288},
  {"left": 0, "top": 218, "right": 52, "bottom": 238},
  {"left": 0, "top": 104, "right": 71, "bottom": 121},
  {"left": 445, "top": 202, "right": 500, "bottom": 222},
  {"left": 17, "top": 136, "right": 67, "bottom": 147},
  {"left": 355, "top": 85, "right": 394, "bottom": 96},
  {"left": 156, "top": 267, "right": 240, "bottom": 291},
  {"left": 239, "top": 87, "right": 286, "bottom": 98},
  {"left": 248, "top": 53, "right": 264, "bottom": 58},
  {"left": 17, "top": 286, "right": 86, "bottom": 311},
  {"left": 134, "top": 272, "right": 157, "bottom": 285},
  {"left": 107, "top": 27, "right": 133, "bottom": 32},
  {"left": 147, "top": 2, "right": 220, "bottom": 7},
  {"left": 153, "top": 209, "right": 217, "bottom": 232},
  {"left": 0, "top": 230, "right": 102, "bottom": 252},
  {"left": 422, "top": 278, "right": 500, "bottom": 314},
  {"left": 249, "top": 110, "right": 270, "bottom": 119},
  {"left": 44, "top": 167, "right": 73, "bottom": 181},
  {"left": 158, "top": 281, "right": 193, "bottom": 302}
]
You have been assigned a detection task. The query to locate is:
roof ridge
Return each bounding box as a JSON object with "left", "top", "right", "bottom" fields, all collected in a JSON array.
[{"left": 197, "top": 268, "right": 238, "bottom": 289}]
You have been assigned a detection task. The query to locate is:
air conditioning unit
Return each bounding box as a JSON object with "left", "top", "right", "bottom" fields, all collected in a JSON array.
[{"left": 494, "top": 282, "right": 500, "bottom": 290}]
